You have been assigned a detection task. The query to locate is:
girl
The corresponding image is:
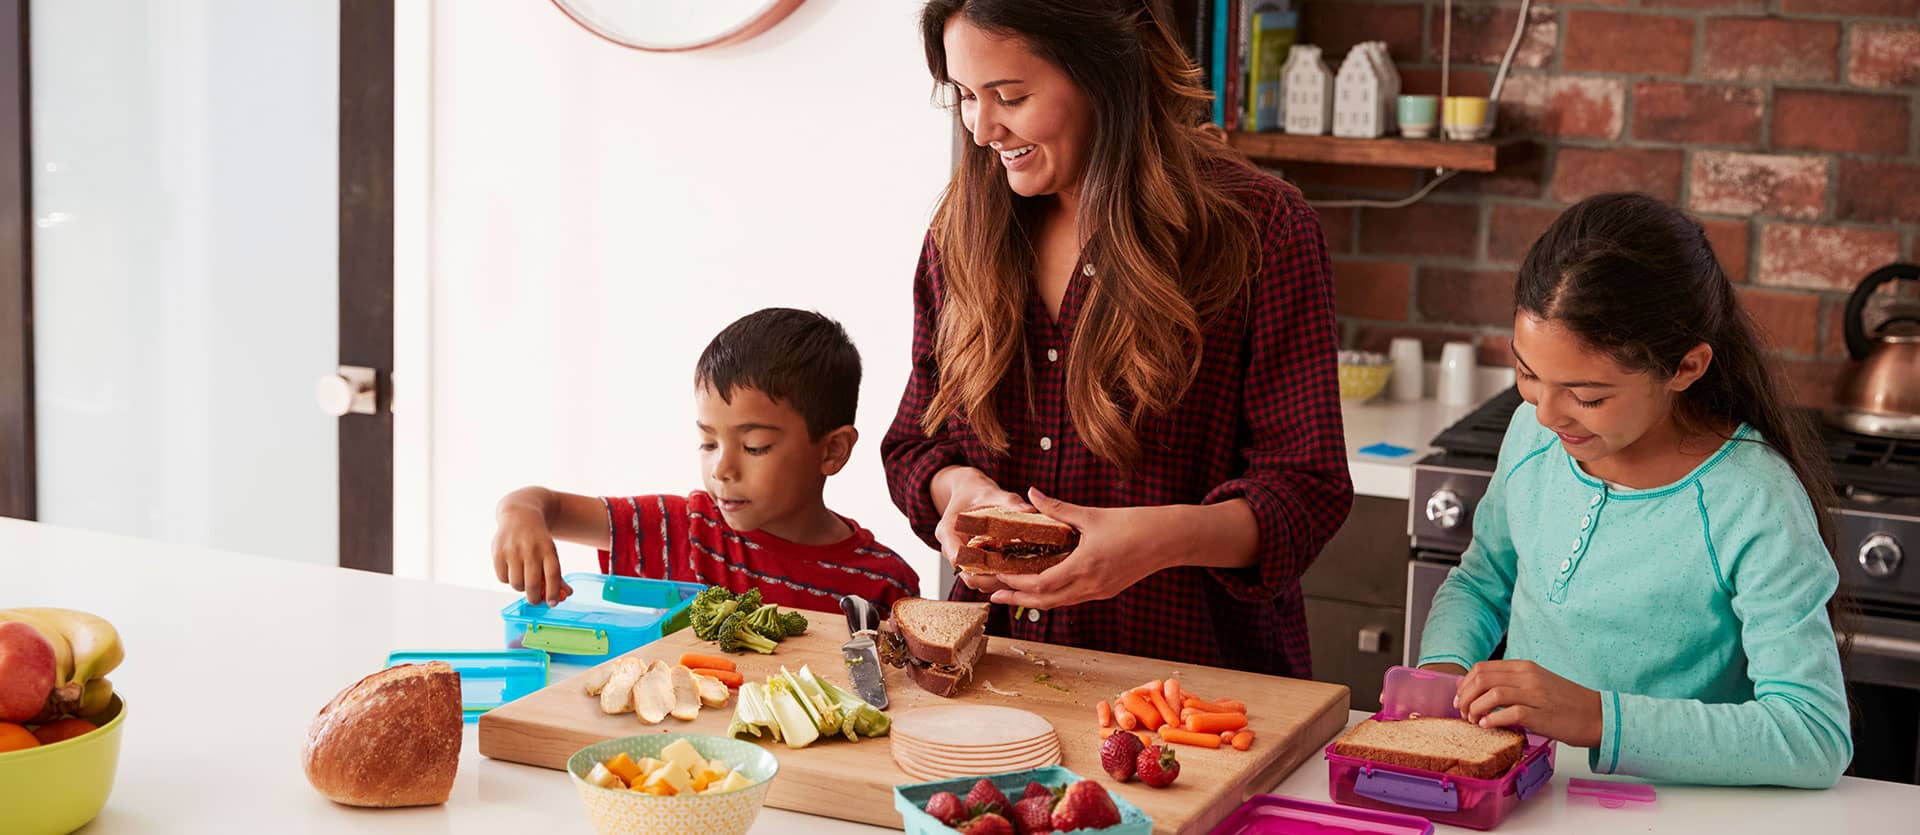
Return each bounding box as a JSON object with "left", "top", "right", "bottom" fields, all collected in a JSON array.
[{"left": 1418, "top": 192, "right": 1853, "bottom": 787}]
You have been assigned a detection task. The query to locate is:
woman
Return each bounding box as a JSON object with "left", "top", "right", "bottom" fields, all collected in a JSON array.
[{"left": 880, "top": 0, "right": 1353, "bottom": 677}]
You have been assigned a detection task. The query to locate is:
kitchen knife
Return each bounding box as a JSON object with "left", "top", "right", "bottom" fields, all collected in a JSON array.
[{"left": 838, "top": 594, "right": 888, "bottom": 710}]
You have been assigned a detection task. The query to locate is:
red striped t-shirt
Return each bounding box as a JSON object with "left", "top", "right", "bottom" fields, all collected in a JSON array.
[{"left": 597, "top": 491, "right": 919, "bottom": 616}]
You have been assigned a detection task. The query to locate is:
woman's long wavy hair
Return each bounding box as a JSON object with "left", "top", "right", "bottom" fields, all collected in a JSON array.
[{"left": 918, "top": 0, "right": 1258, "bottom": 473}]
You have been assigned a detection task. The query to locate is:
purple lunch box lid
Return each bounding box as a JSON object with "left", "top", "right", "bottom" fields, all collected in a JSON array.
[
  {"left": 1209, "top": 794, "right": 1436, "bottom": 835},
  {"left": 1380, "top": 665, "right": 1464, "bottom": 721}
]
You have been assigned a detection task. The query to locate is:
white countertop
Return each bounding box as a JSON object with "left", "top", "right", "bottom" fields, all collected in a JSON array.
[
  {"left": 1340, "top": 398, "right": 1476, "bottom": 501},
  {"left": 5, "top": 518, "right": 1913, "bottom": 833}
]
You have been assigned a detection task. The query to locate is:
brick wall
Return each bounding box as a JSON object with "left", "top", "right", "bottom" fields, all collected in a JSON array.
[{"left": 1281, "top": 0, "right": 1918, "bottom": 406}]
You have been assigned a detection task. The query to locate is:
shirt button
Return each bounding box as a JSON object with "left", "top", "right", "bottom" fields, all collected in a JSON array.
[
  {"left": 1046, "top": 348, "right": 1059, "bottom": 362},
  {"left": 1039, "top": 436, "right": 1053, "bottom": 451},
  {"left": 1571, "top": 538, "right": 1582, "bottom": 552},
  {"left": 1082, "top": 263, "right": 1096, "bottom": 277},
  {"left": 1560, "top": 558, "right": 1572, "bottom": 572},
  {"left": 1026, "top": 608, "right": 1042, "bottom": 623},
  {"left": 1589, "top": 494, "right": 1602, "bottom": 508},
  {"left": 1580, "top": 515, "right": 1592, "bottom": 530}
]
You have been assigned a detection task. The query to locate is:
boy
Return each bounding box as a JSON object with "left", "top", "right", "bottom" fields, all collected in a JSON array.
[{"left": 492, "top": 308, "right": 919, "bottom": 614}]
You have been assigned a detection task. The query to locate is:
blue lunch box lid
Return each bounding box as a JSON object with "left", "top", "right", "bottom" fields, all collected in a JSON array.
[
  {"left": 499, "top": 573, "right": 706, "bottom": 657},
  {"left": 385, "top": 648, "right": 550, "bottom": 722}
]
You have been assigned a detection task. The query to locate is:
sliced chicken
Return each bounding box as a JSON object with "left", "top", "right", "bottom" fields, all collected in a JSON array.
[
  {"left": 635, "top": 659, "right": 676, "bottom": 724},
  {"left": 597, "top": 657, "right": 645, "bottom": 714},
  {"left": 693, "top": 672, "right": 730, "bottom": 707},
  {"left": 581, "top": 658, "right": 620, "bottom": 696},
  {"left": 669, "top": 664, "right": 702, "bottom": 721}
]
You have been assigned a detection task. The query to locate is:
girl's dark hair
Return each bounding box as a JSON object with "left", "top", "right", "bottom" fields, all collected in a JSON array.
[{"left": 1518, "top": 192, "right": 1851, "bottom": 652}]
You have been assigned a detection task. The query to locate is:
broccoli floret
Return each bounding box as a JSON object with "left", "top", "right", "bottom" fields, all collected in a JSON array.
[
  {"left": 717, "top": 611, "right": 779, "bottom": 654},
  {"left": 689, "top": 586, "right": 740, "bottom": 641},
  {"left": 744, "top": 605, "right": 791, "bottom": 643},
  {"left": 778, "top": 609, "right": 809, "bottom": 638},
  {"left": 734, "top": 588, "right": 765, "bottom": 614}
]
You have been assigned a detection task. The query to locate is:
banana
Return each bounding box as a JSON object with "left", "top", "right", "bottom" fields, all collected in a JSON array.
[
  {"left": 76, "top": 677, "right": 114, "bottom": 718},
  {"left": 5, "top": 608, "right": 123, "bottom": 702},
  {"left": 0, "top": 608, "right": 76, "bottom": 684}
]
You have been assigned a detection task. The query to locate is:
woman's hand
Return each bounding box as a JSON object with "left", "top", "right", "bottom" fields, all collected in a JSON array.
[
  {"left": 932, "top": 467, "right": 1033, "bottom": 595},
  {"left": 493, "top": 503, "right": 572, "bottom": 606},
  {"left": 987, "top": 488, "right": 1181, "bottom": 610},
  {"left": 1454, "top": 659, "right": 1602, "bottom": 747}
]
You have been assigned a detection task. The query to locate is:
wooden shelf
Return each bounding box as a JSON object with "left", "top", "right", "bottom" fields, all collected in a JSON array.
[{"left": 1228, "top": 131, "right": 1521, "bottom": 173}]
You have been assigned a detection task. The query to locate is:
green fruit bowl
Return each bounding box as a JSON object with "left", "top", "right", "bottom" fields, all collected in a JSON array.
[
  {"left": 568, "top": 733, "right": 779, "bottom": 835},
  {"left": 0, "top": 694, "right": 127, "bottom": 835}
]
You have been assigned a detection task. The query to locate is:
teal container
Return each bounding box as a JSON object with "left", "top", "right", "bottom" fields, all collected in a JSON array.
[
  {"left": 894, "top": 766, "right": 1152, "bottom": 835},
  {"left": 501, "top": 573, "right": 705, "bottom": 663},
  {"left": 386, "top": 648, "right": 549, "bottom": 721}
]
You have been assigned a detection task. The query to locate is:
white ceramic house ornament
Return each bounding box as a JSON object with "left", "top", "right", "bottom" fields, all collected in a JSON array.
[
  {"left": 1332, "top": 48, "right": 1383, "bottom": 137},
  {"left": 1364, "top": 42, "right": 1401, "bottom": 134},
  {"left": 1282, "top": 45, "right": 1332, "bottom": 136}
]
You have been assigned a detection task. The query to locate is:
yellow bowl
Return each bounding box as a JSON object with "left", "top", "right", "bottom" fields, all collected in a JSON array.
[
  {"left": 1339, "top": 364, "right": 1394, "bottom": 401},
  {"left": 568, "top": 733, "right": 779, "bottom": 835},
  {"left": 0, "top": 695, "right": 127, "bottom": 835}
]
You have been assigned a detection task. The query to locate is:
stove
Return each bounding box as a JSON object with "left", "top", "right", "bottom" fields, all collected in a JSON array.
[{"left": 1404, "top": 387, "right": 1920, "bottom": 784}]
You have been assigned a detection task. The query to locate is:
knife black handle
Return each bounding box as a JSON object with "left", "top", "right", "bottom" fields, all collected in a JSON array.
[{"left": 840, "top": 594, "right": 879, "bottom": 635}]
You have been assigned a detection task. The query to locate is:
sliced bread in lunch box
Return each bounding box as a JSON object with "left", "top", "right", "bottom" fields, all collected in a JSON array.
[{"left": 1332, "top": 717, "right": 1526, "bottom": 780}]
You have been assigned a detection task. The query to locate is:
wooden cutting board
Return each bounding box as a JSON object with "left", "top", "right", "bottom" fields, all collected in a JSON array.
[{"left": 478, "top": 608, "right": 1349, "bottom": 834}]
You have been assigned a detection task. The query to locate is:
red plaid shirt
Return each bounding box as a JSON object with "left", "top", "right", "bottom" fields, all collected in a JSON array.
[
  {"left": 597, "top": 491, "right": 919, "bottom": 616},
  {"left": 881, "top": 163, "right": 1352, "bottom": 678}
]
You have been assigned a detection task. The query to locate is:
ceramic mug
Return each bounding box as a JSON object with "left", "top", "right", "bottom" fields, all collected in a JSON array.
[
  {"left": 1443, "top": 96, "right": 1491, "bottom": 140},
  {"left": 1397, "top": 95, "right": 1439, "bottom": 139},
  {"left": 1438, "top": 341, "right": 1477, "bottom": 405}
]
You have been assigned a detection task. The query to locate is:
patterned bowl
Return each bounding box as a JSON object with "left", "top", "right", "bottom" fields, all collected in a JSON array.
[
  {"left": 567, "top": 733, "right": 779, "bottom": 835},
  {"left": 1338, "top": 363, "right": 1394, "bottom": 402}
]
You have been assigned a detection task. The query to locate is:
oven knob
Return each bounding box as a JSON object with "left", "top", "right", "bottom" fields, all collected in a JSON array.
[
  {"left": 1426, "top": 489, "right": 1463, "bottom": 530},
  {"left": 1859, "top": 534, "right": 1903, "bottom": 579}
]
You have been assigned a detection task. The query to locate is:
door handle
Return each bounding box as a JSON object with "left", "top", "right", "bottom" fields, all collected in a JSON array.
[{"left": 316, "top": 365, "right": 378, "bottom": 416}]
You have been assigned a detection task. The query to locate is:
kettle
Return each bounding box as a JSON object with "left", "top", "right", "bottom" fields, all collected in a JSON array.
[{"left": 1830, "top": 263, "right": 1920, "bottom": 439}]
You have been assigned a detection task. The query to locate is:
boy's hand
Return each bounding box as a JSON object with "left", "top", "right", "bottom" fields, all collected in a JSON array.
[
  {"left": 493, "top": 507, "right": 572, "bottom": 606},
  {"left": 932, "top": 468, "right": 1032, "bottom": 594},
  {"left": 1454, "top": 659, "right": 1602, "bottom": 748}
]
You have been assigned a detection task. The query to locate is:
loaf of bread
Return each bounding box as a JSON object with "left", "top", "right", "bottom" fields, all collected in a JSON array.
[
  {"left": 302, "top": 662, "right": 463, "bottom": 807},
  {"left": 1332, "top": 717, "right": 1526, "bottom": 780}
]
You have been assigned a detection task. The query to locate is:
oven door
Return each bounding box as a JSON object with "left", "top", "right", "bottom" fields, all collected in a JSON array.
[
  {"left": 1848, "top": 612, "right": 1920, "bottom": 784},
  {"left": 1405, "top": 553, "right": 1458, "bottom": 667}
]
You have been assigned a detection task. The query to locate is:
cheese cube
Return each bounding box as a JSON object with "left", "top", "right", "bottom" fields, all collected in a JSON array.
[
  {"left": 603, "top": 753, "right": 643, "bottom": 785},
  {"left": 658, "top": 738, "right": 708, "bottom": 777},
  {"left": 586, "top": 762, "right": 625, "bottom": 790},
  {"left": 645, "top": 763, "right": 693, "bottom": 795},
  {"left": 716, "top": 770, "right": 753, "bottom": 792}
]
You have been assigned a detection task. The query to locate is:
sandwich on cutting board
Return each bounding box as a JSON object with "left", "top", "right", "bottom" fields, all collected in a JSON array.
[
  {"left": 955, "top": 507, "right": 1077, "bottom": 575},
  {"left": 877, "top": 598, "right": 989, "bottom": 698}
]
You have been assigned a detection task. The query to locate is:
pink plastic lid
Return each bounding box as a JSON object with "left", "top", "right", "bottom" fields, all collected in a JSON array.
[
  {"left": 1567, "top": 778, "right": 1657, "bottom": 808},
  {"left": 1209, "top": 795, "right": 1435, "bottom": 834},
  {"left": 1380, "top": 666, "right": 1464, "bottom": 721}
]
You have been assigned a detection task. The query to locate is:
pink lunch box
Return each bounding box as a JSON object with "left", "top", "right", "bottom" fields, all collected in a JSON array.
[{"left": 1324, "top": 666, "right": 1555, "bottom": 830}]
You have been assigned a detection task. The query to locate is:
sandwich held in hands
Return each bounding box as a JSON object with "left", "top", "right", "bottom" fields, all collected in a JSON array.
[{"left": 954, "top": 507, "right": 1077, "bottom": 575}]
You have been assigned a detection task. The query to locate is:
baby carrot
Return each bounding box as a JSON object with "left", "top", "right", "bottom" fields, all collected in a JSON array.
[
  {"left": 1100, "top": 727, "right": 1153, "bottom": 747},
  {"left": 1163, "top": 678, "right": 1185, "bottom": 711},
  {"left": 1230, "top": 730, "right": 1256, "bottom": 751},
  {"left": 1113, "top": 699, "right": 1140, "bottom": 731},
  {"left": 1146, "top": 689, "right": 1180, "bottom": 730},
  {"left": 677, "top": 653, "right": 738, "bottom": 673},
  {"left": 1135, "top": 679, "right": 1163, "bottom": 697},
  {"left": 1218, "top": 699, "right": 1247, "bottom": 714},
  {"left": 1219, "top": 730, "right": 1236, "bottom": 743},
  {"left": 1097, "top": 700, "right": 1113, "bottom": 729},
  {"left": 1159, "top": 727, "right": 1224, "bottom": 748},
  {"left": 1184, "top": 696, "right": 1244, "bottom": 714},
  {"left": 1186, "top": 711, "right": 1249, "bottom": 734},
  {"left": 1122, "top": 691, "right": 1164, "bottom": 731},
  {"left": 689, "top": 668, "right": 744, "bottom": 688}
]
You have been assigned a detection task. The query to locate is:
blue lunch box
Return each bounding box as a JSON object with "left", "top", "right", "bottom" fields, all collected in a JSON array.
[{"left": 499, "top": 573, "right": 706, "bottom": 663}]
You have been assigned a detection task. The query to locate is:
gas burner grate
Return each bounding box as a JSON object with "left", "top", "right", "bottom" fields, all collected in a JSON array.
[
  {"left": 1430, "top": 387, "right": 1525, "bottom": 459},
  {"left": 1825, "top": 428, "right": 1920, "bottom": 500}
]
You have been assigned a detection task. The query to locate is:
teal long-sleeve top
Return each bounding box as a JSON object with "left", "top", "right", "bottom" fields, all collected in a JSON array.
[{"left": 1417, "top": 402, "right": 1852, "bottom": 788}]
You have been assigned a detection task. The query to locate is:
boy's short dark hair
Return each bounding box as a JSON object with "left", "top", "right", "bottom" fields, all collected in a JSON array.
[{"left": 695, "top": 308, "right": 861, "bottom": 439}]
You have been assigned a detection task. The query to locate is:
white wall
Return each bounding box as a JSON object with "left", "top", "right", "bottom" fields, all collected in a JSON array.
[
  {"left": 32, "top": 1, "right": 340, "bottom": 565},
  {"left": 423, "top": 1, "right": 954, "bottom": 591}
]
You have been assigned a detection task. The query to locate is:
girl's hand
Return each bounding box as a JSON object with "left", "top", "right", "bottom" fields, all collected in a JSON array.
[
  {"left": 933, "top": 470, "right": 1033, "bottom": 595},
  {"left": 1454, "top": 659, "right": 1602, "bottom": 747},
  {"left": 988, "top": 488, "right": 1176, "bottom": 610},
  {"left": 493, "top": 507, "right": 572, "bottom": 606}
]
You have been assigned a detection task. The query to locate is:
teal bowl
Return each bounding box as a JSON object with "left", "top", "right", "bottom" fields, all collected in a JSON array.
[{"left": 567, "top": 733, "right": 780, "bottom": 835}]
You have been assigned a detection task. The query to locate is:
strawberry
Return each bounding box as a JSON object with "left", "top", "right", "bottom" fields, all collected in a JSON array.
[
  {"left": 1021, "top": 780, "right": 1054, "bottom": 804},
  {"left": 966, "top": 778, "right": 1013, "bottom": 819},
  {"left": 1051, "top": 780, "right": 1122, "bottom": 831},
  {"left": 961, "top": 812, "right": 1016, "bottom": 835},
  {"left": 1012, "top": 795, "right": 1056, "bottom": 835},
  {"left": 1100, "top": 729, "right": 1144, "bottom": 781},
  {"left": 1136, "top": 744, "right": 1181, "bottom": 789},
  {"left": 925, "top": 791, "right": 967, "bottom": 827}
]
